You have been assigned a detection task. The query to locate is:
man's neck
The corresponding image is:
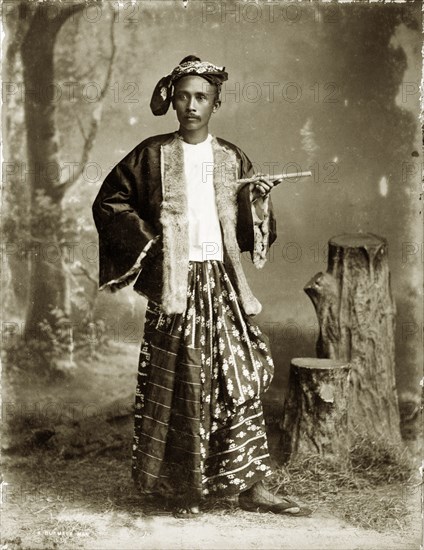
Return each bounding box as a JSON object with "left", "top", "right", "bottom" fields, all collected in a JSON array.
[{"left": 178, "top": 126, "right": 209, "bottom": 144}]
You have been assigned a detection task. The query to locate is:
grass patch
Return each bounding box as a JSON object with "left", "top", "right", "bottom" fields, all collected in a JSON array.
[
  {"left": 266, "top": 435, "right": 416, "bottom": 532},
  {"left": 350, "top": 435, "right": 413, "bottom": 485},
  {"left": 336, "top": 490, "right": 410, "bottom": 532}
]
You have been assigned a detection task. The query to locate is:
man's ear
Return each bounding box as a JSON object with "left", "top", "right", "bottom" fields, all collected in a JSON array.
[{"left": 212, "top": 100, "right": 221, "bottom": 112}]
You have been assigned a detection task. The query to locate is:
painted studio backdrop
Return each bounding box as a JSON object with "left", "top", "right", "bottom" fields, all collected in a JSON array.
[{"left": 3, "top": 1, "right": 422, "bottom": 404}]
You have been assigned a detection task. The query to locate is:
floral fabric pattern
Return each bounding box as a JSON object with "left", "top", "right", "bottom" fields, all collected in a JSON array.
[{"left": 132, "top": 260, "right": 274, "bottom": 501}]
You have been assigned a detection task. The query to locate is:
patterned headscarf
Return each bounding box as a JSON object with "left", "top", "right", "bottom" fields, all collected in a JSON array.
[{"left": 150, "top": 59, "right": 228, "bottom": 116}]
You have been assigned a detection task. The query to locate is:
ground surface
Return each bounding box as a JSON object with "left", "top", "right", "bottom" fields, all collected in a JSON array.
[{"left": 1, "top": 341, "right": 422, "bottom": 550}]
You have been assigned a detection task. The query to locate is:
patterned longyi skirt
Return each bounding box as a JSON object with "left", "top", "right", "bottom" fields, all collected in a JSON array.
[{"left": 131, "top": 260, "right": 275, "bottom": 502}]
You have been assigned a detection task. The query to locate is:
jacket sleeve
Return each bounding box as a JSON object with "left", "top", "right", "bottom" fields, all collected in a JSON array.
[
  {"left": 92, "top": 153, "right": 160, "bottom": 291},
  {"left": 236, "top": 149, "right": 277, "bottom": 268}
]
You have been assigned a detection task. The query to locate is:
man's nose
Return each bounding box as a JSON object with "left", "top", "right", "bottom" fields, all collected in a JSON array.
[{"left": 187, "top": 97, "right": 197, "bottom": 111}]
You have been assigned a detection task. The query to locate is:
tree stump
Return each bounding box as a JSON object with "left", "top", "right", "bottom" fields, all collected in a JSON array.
[
  {"left": 304, "top": 233, "right": 401, "bottom": 443},
  {"left": 280, "top": 358, "right": 351, "bottom": 464}
]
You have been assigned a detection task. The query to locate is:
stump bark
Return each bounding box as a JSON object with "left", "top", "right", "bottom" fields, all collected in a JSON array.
[
  {"left": 280, "top": 358, "right": 351, "bottom": 464},
  {"left": 304, "top": 233, "right": 401, "bottom": 442}
]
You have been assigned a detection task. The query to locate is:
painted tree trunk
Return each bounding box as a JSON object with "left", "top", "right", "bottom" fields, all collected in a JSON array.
[
  {"left": 304, "top": 233, "right": 401, "bottom": 442},
  {"left": 18, "top": 1, "right": 110, "bottom": 342},
  {"left": 280, "top": 358, "right": 351, "bottom": 464},
  {"left": 3, "top": 19, "right": 30, "bottom": 314},
  {"left": 20, "top": 9, "right": 71, "bottom": 337}
]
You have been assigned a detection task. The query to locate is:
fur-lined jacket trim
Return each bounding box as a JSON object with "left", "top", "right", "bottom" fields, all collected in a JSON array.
[{"left": 92, "top": 132, "right": 277, "bottom": 316}]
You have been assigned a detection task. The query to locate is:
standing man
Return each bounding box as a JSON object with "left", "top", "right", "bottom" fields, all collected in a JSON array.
[{"left": 93, "top": 56, "right": 310, "bottom": 517}]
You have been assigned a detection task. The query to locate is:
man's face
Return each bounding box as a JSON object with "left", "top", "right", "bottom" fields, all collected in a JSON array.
[{"left": 172, "top": 76, "right": 219, "bottom": 133}]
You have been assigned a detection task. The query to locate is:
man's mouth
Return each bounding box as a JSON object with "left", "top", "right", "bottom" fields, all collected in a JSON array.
[{"left": 185, "top": 115, "right": 200, "bottom": 120}]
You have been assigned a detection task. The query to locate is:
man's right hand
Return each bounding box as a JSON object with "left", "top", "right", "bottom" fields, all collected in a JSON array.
[{"left": 250, "top": 175, "right": 282, "bottom": 201}]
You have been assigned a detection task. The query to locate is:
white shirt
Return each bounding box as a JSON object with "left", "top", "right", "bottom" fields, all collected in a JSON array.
[{"left": 182, "top": 134, "right": 224, "bottom": 262}]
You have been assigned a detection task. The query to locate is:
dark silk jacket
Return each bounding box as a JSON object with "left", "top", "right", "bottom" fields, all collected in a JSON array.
[{"left": 92, "top": 131, "right": 277, "bottom": 316}]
